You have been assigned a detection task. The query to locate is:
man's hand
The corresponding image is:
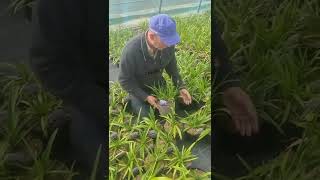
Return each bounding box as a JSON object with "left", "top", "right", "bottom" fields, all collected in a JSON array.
[
  {"left": 179, "top": 89, "right": 192, "bottom": 105},
  {"left": 146, "top": 96, "right": 159, "bottom": 109},
  {"left": 223, "top": 87, "right": 259, "bottom": 136}
]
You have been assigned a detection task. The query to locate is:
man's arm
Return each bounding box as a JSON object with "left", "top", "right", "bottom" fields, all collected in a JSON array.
[
  {"left": 213, "top": 18, "right": 259, "bottom": 136},
  {"left": 165, "top": 48, "right": 186, "bottom": 90},
  {"left": 118, "top": 50, "right": 149, "bottom": 102},
  {"left": 213, "top": 19, "right": 241, "bottom": 92}
]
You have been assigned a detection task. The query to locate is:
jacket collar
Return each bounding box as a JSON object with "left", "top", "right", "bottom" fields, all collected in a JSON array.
[{"left": 141, "top": 31, "right": 153, "bottom": 61}]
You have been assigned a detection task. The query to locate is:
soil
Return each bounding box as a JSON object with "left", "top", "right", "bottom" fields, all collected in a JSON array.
[{"left": 212, "top": 115, "right": 304, "bottom": 179}]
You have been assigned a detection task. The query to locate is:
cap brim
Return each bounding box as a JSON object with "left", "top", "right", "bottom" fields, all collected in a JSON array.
[{"left": 159, "top": 32, "right": 180, "bottom": 46}]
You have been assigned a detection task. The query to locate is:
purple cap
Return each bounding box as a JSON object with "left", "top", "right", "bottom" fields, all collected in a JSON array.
[{"left": 149, "top": 14, "right": 180, "bottom": 46}]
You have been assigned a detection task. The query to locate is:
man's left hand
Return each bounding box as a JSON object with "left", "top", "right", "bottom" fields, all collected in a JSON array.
[{"left": 179, "top": 89, "right": 192, "bottom": 105}]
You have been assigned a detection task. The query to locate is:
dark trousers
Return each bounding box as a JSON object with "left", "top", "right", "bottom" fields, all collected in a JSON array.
[
  {"left": 29, "top": 57, "right": 107, "bottom": 180},
  {"left": 129, "top": 95, "right": 153, "bottom": 118},
  {"left": 128, "top": 79, "right": 168, "bottom": 118}
]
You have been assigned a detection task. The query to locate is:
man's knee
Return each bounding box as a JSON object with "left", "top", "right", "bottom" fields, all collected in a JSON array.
[
  {"left": 129, "top": 96, "right": 152, "bottom": 118},
  {"left": 137, "top": 106, "right": 151, "bottom": 118},
  {"left": 133, "top": 103, "right": 151, "bottom": 118}
]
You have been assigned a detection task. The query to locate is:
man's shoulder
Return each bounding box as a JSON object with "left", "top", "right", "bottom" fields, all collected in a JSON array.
[{"left": 123, "top": 33, "right": 143, "bottom": 54}]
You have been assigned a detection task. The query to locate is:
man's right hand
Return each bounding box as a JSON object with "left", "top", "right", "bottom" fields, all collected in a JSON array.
[
  {"left": 146, "top": 96, "right": 159, "bottom": 109},
  {"left": 222, "top": 87, "right": 259, "bottom": 136}
]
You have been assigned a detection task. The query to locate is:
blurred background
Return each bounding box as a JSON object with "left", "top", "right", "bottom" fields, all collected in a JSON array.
[{"left": 109, "top": 0, "right": 211, "bottom": 26}]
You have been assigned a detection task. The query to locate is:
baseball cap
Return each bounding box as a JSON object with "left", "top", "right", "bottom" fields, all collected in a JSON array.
[{"left": 149, "top": 14, "right": 180, "bottom": 46}]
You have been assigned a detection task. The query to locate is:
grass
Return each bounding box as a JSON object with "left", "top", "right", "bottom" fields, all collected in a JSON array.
[
  {"left": 0, "top": 63, "right": 80, "bottom": 179},
  {"left": 214, "top": 0, "right": 320, "bottom": 179},
  {"left": 0, "top": 62, "right": 105, "bottom": 179},
  {"left": 109, "top": 11, "right": 211, "bottom": 179},
  {"left": 109, "top": 28, "right": 137, "bottom": 64}
]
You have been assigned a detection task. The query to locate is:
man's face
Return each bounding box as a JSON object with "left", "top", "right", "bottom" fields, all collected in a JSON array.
[{"left": 149, "top": 31, "right": 168, "bottom": 50}]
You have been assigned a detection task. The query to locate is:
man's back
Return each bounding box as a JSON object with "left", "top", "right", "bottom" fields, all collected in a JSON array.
[
  {"left": 29, "top": 1, "right": 108, "bottom": 179},
  {"left": 30, "top": 0, "right": 108, "bottom": 88}
]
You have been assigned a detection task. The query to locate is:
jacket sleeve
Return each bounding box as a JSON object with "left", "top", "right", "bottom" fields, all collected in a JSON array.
[
  {"left": 118, "top": 49, "right": 149, "bottom": 101},
  {"left": 165, "top": 48, "right": 186, "bottom": 90},
  {"left": 213, "top": 18, "right": 241, "bottom": 92}
]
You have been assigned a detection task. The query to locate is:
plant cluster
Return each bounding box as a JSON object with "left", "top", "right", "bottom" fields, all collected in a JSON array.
[
  {"left": 215, "top": 0, "right": 320, "bottom": 179},
  {"left": 0, "top": 63, "right": 78, "bottom": 179}
]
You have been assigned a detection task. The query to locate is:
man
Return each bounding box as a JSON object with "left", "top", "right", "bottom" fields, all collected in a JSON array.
[
  {"left": 29, "top": 0, "right": 107, "bottom": 179},
  {"left": 213, "top": 18, "right": 259, "bottom": 137},
  {"left": 118, "top": 14, "right": 192, "bottom": 117},
  {"left": 119, "top": 13, "right": 259, "bottom": 136}
]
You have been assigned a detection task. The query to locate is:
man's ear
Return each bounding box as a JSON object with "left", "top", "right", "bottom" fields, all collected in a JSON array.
[
  {"left": 149, "top": 33, "right": 154, "bottom": 40},
  {"left": 149, "top": 32, "right": 157, "bottom": 41}
]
